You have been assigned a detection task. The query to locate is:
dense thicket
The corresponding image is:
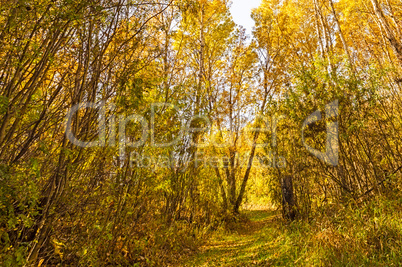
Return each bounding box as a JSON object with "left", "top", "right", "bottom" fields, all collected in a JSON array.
[{"left": 0, "top": 0, "right": 402, "bottom": 265}]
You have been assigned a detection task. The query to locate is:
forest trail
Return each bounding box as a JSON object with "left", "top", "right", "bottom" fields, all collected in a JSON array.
[{"left": 180, "top": 210, "right": 294, "bottom": 267}]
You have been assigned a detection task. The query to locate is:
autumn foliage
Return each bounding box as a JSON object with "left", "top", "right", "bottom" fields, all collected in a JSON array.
[{"left": 1, "top": 0, "right": 402, "bottom": 265}]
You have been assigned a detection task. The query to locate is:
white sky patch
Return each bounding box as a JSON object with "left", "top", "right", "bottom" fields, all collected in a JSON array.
[{"left": 230, "top": 0, "right": 262, "bottom": 36}]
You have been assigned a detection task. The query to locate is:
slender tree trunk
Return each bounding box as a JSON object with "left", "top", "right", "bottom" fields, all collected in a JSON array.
[
  {"left": 281, "top": 175, "right": 296, "bottom": 221},
  {"left": 371, "top": 0, "right": 402, "bottom": 66},
  {"left": 329, "top": 0, "right": 355, "bottom": 74}
]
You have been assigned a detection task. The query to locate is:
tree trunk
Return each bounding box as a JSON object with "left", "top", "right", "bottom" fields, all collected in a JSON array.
[
  {"left": 329, "top": 0, "right": 355, "bottom": 74},
  {"left": 371, "top": 0, "right": 402, "bottom": 66},
  {"left": 281, "top": 175, "right": 296, "bottom": 221}
]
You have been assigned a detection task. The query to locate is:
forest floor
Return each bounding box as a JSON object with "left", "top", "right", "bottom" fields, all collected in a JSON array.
[
  {"left": 179, "top": 209, "right": 295, "bottom": 266},
  {"left": 176, "top": 199, "right": 402, "bottom": 266}
]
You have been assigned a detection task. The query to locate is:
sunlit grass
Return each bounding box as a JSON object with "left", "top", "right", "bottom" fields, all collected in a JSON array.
[{"left": 181, "top": 196, "right": 402, "bottom": 266}]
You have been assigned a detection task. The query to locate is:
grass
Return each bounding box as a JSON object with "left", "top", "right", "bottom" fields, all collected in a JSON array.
[
  {"left": 179, "top": 210, "right": 280, "bottom": 266},
  {"left": 178, "top": 197, "right": 402, "bottom": 266}
]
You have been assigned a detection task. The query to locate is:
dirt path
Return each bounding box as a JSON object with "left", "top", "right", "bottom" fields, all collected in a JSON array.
[{"left": 180, "top": 210, "right": 282, "bottom": 267}]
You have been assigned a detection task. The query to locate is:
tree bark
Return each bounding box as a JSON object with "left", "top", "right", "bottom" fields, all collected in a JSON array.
[
  {"left": 371, "top": 0, "right": 402, "bottom": 66},
  {"left": 281, "top": 175, "right": 296, "bottom": 221},
  {"left": 329, "top": 0, "right": 355, "bottom": 74}
]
